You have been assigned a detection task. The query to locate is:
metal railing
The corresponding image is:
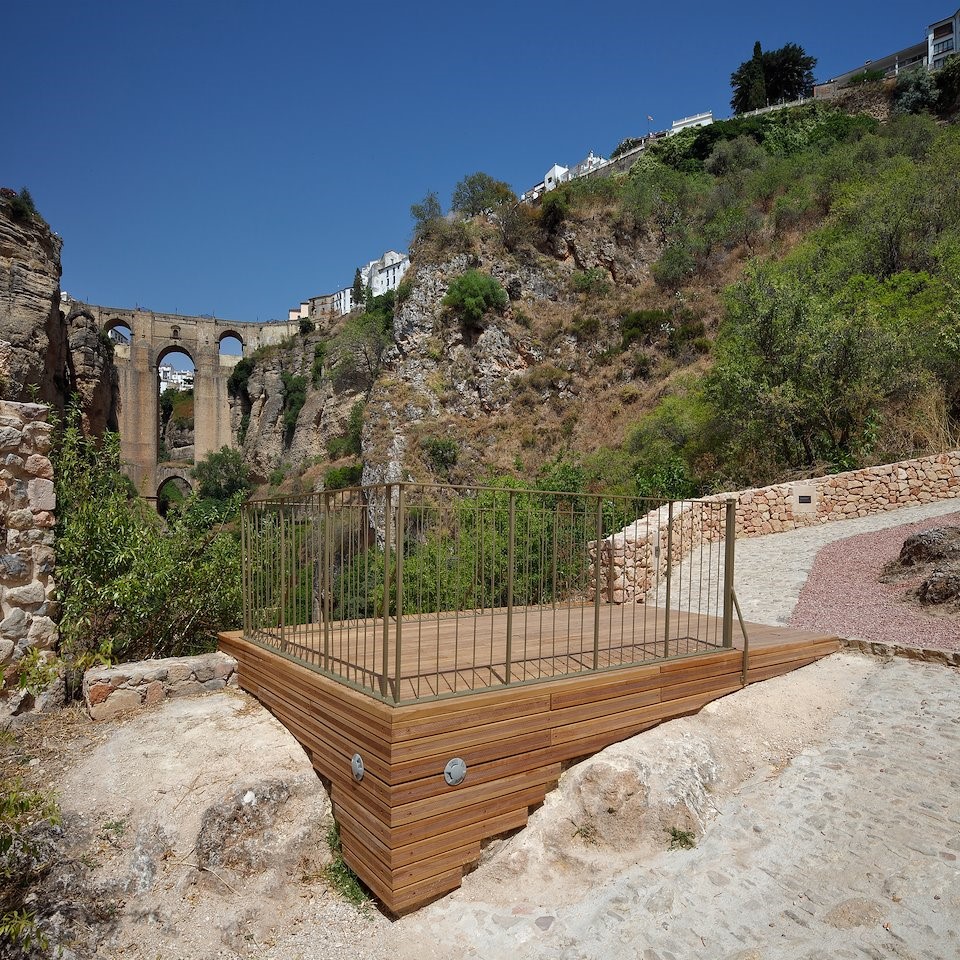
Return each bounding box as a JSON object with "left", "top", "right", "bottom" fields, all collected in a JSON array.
[{"left": 241, "top": 483, "right": 737, "bottom": 704}]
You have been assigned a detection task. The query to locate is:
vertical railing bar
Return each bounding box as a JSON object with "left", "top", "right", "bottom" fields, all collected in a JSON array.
[
  {"left": 662, "top": 500, "right": 674, "bottom": 659},
  {"left": 394, "top": 482, "right": 405, "bottom": 704},
  {"left": 505, "top": 490, "right": 515, "bottom": 686},
  {"left": 722, "top": 497, "right": 736, "bottom": 649},
  {"left": 381, "top": 484, "right": 392, "bottom": 698},
  {"left": 279, "top": 506, "right": 287, "bottom": 652},
  {"left": 593, "top": 496, "right": 602, "bottom": 671}
]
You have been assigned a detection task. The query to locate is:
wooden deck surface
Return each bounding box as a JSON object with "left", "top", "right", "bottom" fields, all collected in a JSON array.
[
  {"left": 220, "top": 607, "right": 841, "bottom": 915},
  {"left": 250, "top": 602, "right": 732, "bottom": 702}
]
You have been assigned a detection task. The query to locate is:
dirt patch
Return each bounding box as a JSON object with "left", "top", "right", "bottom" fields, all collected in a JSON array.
[{"left": 791, "top": 511, "right": 960, "bottom": 651}]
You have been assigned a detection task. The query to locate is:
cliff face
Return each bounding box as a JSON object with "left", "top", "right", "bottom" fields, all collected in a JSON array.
[
  {"left": 237, "top": 209, "right": 665, "bottom": 492},
  {"left": 0, "top": 198, "right": 117, "bottom": 434}
]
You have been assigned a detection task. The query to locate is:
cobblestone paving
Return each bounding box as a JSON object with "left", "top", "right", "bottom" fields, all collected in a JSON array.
[{"left": 394, "top": 656, "right": 960, "bottom": 960}]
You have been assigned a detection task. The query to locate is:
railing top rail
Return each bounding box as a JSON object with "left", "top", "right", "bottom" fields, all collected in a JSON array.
[{"left": 244, "top": 482, "right": 730, "bottom": 510}]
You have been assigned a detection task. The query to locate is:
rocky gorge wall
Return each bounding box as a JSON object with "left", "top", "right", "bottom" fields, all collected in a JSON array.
[
  {"left": 0, "top": 197, "right": 117, "bottom": 434},
  {"left": 599, "top": 450, "right": 960, "bottom": 603},
  {"left": 0, "top": 401, "right": 58, "bottom": 688}
]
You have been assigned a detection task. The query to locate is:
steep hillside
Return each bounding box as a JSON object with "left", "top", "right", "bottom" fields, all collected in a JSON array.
[{"left": 231, "top": 99, "right": 960, "bottom": 499}]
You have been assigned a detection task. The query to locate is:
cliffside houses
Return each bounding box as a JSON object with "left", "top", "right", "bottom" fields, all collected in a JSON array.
[{"left": 288, "top": 249, "right": 410, "bottom": 324}]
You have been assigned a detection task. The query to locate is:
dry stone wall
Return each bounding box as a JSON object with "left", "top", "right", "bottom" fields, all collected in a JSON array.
[
  {"left": 0, "top": 401, "right": 58, "bottom": 680},
  {"left": 83, "top": 652, "right": 239, "bottom": 720},
  {"left": 599, "top": 451, "right": 960, "bottom": 604}
]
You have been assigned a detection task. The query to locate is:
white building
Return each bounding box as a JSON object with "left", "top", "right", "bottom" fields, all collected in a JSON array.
[
  {"left": 158, "top": 364, "right": 194, "bottom": 393},
  {"left": 930, "top": 8, "right": 960, "bottom": 69},
  {"left": 568, "top": 151, "right": 608, "bottom": 179},
  {"left": 543, "top": 164, "right": 569, "bottom": 193},
  {"left": 670, "top": 111, "right": 714, "bottom": 135},
  {"left": 360, "top": 250, "right": 410, "bottom": 298},
  {"left": 288, "top": 249, "right": 411, "bottom": 322}
]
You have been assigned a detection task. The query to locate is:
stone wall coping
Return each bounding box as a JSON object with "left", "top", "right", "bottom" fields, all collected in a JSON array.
[{"left": 83, "top": 651, "right": 239, "bottom": 720}]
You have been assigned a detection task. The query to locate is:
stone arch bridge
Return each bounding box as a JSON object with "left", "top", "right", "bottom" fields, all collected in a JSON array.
[{"left": 65, "top": 301, "right": 300, "bottom": 498}]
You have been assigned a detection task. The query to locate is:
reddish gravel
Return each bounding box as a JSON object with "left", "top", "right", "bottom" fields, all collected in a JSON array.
[{"left": 790, "top": 511, "right": 960, "bottom": 652}]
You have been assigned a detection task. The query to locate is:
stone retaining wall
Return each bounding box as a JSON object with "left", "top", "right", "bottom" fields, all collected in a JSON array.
[
  {"left": 600, "top": 451, "right": 960, "bottom": 604},
  {"left": 0, "top": 401, "right": 58, "bottom": 682},
  {"left": 83, "top": 652, "right": 239, "bottom": 720}
]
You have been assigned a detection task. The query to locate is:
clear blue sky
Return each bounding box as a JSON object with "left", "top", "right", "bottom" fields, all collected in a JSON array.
[{"left": 4, "top": 0, "right": 934, "bottom": 322}]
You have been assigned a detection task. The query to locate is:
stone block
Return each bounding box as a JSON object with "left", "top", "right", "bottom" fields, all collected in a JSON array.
[
  {"left": 27, "top": 616, "right": 57, "bottom": 649},
  {"left": 0, "top": 552, "right": 31, "bottom": 584},
  {"left": 167, "top": 680, "right": 206, "bottom": 699},
  {"left": 27, "top": 479, "right": 55, "bottom": 512},
  {"left": 6, "top": 582, "right": 45, "bottom": 607},
  {"left": 87, "top": 681, "right": 114, "bottom": 705},
  {"left": 21, "top": 423, "right": 51, "bottom": 453},
  {"left": 143, "top": 680, "right": 165, "bottom": 707},
  {"left": 0, "top": 427, "right": 22, "bottom": 452},
  {"left": 88, "top": 687, "right": 144, "bottom": 721},
  {"left": 6, "top": 508, "right": 34, "bottom": 530},
  {"left": 23, "top": 455, "right": 53, "bottom": 480},
  {"left": 0, "top": 638, "right": 13, "bottom": 665},
  {"left": 0, "top": 608, "right": 28, "bottom": 641}
]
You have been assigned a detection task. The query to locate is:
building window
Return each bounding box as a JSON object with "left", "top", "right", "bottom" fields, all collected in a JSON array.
[
  {"left": 934, "top": 38, "right": 954, "bottom": 55},
  {"left": 933, "top": 22, "right": 954, "bottom": 40}
]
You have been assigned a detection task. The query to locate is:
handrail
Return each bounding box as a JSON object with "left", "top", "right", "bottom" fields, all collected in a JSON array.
[{"left": 241, "top": 482, "right": 736, "bottom": 704}]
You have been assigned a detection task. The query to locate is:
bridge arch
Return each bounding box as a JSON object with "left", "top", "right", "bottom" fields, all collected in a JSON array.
[
  {"left": 156, "top": 472, "right": 193, "bottom": 516},
  {"left": 104, "top": 317, "right": 133, "bottom": 347},
  {"left": 218, "top": 330, "right": 245, "bottom": 353}
]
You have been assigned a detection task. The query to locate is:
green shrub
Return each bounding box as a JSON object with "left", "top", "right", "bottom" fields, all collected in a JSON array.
[
  {"left": 192, "top": 446, "right": 251, "bottom": 502},
  {"left": 539, "top": 188, "right": 572, "bottom": 233},
  {"left": 422, "top": 436, "right": 459, "bottom": 476},
  {"left": 442, "top": 270, "right": 508, "bottom": 328},
  {"left": 622, "top": 309, "right": 671, "bottom": 348},
  {"left": 1, "top": 778, "right": 60, "bottom": 954},
  {"left": 327, "top": 402, "right": 364, "bottom": 460},
  {"left": 227, "top": 356, "right": 255, "bottom": 396},
  {"left": 54, "top": 410, "right": 242, "bottom": 666},
  {"left": 571, "top": 268, "right": 611, "bottom": 296},
  {"left": 324, "top": 463, "right": 363, "bottom": 490},
  {"left": 5, "top": 187, "right": 37, "bottom": 224},
  {"left": 652, "top": 242, "right": 697, "bottom": 289},
  {"left": 299, "top": 318, "right": 315, "bottom": 335},
  {"left": 311, "top": 342, "right": 326, "bottom": 386},
  {"left": 280, "top": 372, "right": 307, "bottom": 439},
  {"left": 268, "top": 466, "right": 287, "bottom": 487},
  {"left": 894, "top": 67, "right": 939, "bottom": 115},
  {"left": 847, "top": 68, "right": 886, "bottom": 85}
]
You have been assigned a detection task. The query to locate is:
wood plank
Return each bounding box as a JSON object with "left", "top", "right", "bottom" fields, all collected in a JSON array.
[{"left": 391, "top": 764, "right": 561, "bottom": 828}]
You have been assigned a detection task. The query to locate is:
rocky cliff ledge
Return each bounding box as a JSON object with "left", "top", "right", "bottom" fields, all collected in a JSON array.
[{"left": 0, "top": 194, "right": 117, "bottom": 434}]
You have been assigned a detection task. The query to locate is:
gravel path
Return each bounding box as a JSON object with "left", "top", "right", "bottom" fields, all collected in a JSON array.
[
  {"left": 790, "top": 510, "right": 960, "bottom": 651},
  {"left": 726, "top": 497, "right": 960, "bottom": 627}
]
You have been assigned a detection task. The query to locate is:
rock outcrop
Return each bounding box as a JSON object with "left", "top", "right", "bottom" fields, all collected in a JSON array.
[{"left": 0, "top": 195, "right": 118, "bottom": 434}]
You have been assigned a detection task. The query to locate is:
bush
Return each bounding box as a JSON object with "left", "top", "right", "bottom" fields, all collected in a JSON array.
[
  {"left": 324, "top": 464, "right": 363, "bottom": 490},
  {"left": 652, "top": 242, "right": 697, "bottom": 289},
  {"left": 5, "top": 187, "right": 37, "bottom": 224},
  {"left": 894, "top": 67, "right": 939, "bottom": 115},
  {"left": 327, "top": 402, "right": 364, "bottom": 460},
  {"left": 227, "top": 356, "right": 255, "bottom": 396},
  {"left": 311, "top": 342, "right": 325, "bottom": 386},
  {"left": 422, "top": 436, "right": 459, "bottom": 477},
  {"left": 571, "top": 268, "right": 611, "bottom": 296},
  {"left": 936, "top": 54, "right": 960, "bottom": 113},
  {"left": 442, "top": 270, "right": 508, "bottom": 328},
  {"left": 451, "top": 172, "right": 516, "bottom": 216},
  {"left": 280, "top": 372, "right": 307, "bottom": 439},
  {"left": 847, "top": 68, "right": 886, "bottom": 85},
  {"left": 622, "top": 309, "right": 671, "bottom": 348},
  {"left": 299, "top": 318, "right": 315, "bottom": 335},
  {"left": 192, "top": 446, "right": 251, "bottom": 502},
  {"left": 54, "top": 410, "right": 242, "bottom": 666}
]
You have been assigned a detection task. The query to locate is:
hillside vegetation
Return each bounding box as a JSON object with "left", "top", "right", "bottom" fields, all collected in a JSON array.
[{"left": 230, "top": 97, "right": 959, "bottom": 504}]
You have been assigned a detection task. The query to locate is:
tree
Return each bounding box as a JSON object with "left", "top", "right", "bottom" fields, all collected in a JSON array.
[
  {"left": 351, "top": 268, "right": 364, "bottom": 307},
  {"left": 410, "top": 191, "right": 443, "bottom": 241},
  {"left": 192, "top": 446, "right": 251, "bottom": 501},
  {"left": 730, "top": 41, "right": 816, "bottom": 114},
  {"left": 730, "top": 41, "right": 767, "bottom": 114},
  {"left": 451, "top": 172, "right": 516, "bottom": 217}
]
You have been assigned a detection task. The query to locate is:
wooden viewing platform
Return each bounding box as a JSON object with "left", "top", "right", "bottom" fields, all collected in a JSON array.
[{"left": 220, "top": 606, "right": 840, "bottom": 914}]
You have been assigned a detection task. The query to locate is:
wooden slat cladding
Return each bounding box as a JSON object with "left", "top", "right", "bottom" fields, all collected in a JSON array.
[{"left": 220, "top": 620, "right": 839, "bottom": 915}]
